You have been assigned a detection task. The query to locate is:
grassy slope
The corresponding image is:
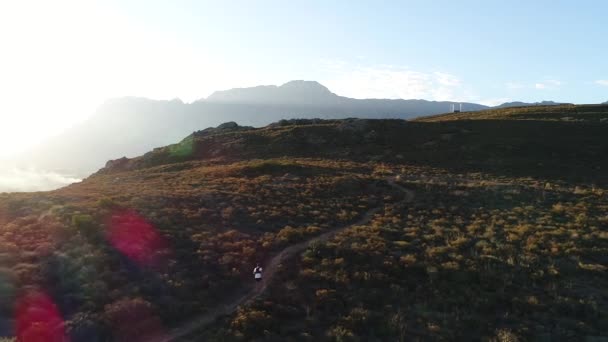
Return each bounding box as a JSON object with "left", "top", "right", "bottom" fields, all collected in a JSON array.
[
  {"left": 415, "top": 104, "right": 608, "bottom": 122},
  {"left": 0, "top": 107, "right": 606, "bottom": 340}
]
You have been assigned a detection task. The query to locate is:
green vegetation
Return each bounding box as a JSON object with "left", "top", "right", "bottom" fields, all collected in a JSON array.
[{"left": 0, "top": 106, "right": 606, "bottom": 340}]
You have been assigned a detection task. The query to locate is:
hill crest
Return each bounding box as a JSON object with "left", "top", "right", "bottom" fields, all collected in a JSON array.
[{"left": 206, "top": 80, "right": 337, "bottom": 105}]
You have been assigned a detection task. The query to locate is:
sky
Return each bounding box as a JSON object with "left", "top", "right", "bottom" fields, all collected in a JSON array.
[{"left": 0, "top": 0, "right": 607, "bottom": 158}]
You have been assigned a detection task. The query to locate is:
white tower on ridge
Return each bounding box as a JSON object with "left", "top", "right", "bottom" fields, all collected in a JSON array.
[{"left": 451, "top": 103, "right": 463, "bottom": 113}]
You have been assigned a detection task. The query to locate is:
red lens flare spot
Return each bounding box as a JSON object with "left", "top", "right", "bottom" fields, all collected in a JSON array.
[
  {"left": 107, "top": 210, "right": 169, "bottom": 268},
  {"left": 15, "top": 290, "right": 68, "bottom": 342}
]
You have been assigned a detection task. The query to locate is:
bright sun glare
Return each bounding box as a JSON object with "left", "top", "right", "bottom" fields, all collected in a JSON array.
[
  {"left": 0, "top": 1, "right": 106, "bottom": 157},
  {"left": 0, "top": 0, "right": 253, "bottom": 158}
]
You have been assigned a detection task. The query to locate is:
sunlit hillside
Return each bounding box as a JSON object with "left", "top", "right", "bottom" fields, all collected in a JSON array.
[
  {"left": 0, "top": 106, "right": 607, "bottom": 340},
  {"left": 416, "top": 104, "right": 608, "bottom": 122}
]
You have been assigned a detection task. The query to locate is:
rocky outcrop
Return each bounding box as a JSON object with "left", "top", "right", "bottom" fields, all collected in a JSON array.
[{"left": 193, "top": 122, "right": 254, "bottom": 137}]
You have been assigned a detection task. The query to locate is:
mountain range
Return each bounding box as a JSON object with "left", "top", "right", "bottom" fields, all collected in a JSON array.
[
  {"left": 494, "top": 100, "right": 566, "bottom": 108},
  {"left": 7, "top": 80, "right": 570, "bottom": 181}
]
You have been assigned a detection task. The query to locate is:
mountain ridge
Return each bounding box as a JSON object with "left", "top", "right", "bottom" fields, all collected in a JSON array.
[
  {"left": 494, "top": 100, "right": 568, "bottom": 108},
  {"left": 7, "top": 80, "right": 575, "bottom": 188},
  {"left": 205, "top": 80, "right": 336, "bottom": 104},
  {"left": 203, "top": 80, "right": 571, "bottom": 109}
]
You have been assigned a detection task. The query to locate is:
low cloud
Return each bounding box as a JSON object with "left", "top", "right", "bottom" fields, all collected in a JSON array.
[
  {"left": 321, "top": 62, "right": 469, "bottom": 102},
  {"left": 595, "top": 80, "right": 608, "bottom": 86},
  {"left": 505, "top": 82, "right": 525, "bottom": 90},
  {"left": 434, "top": 72, "right": 461, "bottom": 87},
  {"left": 535, "top": 80, "right": 562, "bottom": 90},
  {"left": 0, "top": 167, "right": 80, "bottom": 193},
  {"left": 319, "top": 62, "right": 514, "bottom": 106},
  {"left": 508, "top": 80, "right": 562, "bottom": 90}
]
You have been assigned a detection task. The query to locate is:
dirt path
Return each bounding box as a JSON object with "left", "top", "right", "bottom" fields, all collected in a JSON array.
[{"left": 159, "top": 177, "right": 414, "bottom": 341}]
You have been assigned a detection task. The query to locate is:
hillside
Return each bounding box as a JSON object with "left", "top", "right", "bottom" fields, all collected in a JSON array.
[
  {"left": 98, "top": 114, "right": 608, "bottom": 185},
  {"left": 0, "top": 113, "right": 607, "bottom": 340},
  {"left": 8, "top": 80, "right": 492, "bottom": 182},
  {"left": 416, "top": 103, "right": 608, "bottom": 122}
]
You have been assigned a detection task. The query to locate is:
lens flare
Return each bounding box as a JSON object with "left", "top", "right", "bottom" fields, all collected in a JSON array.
[
  {"left": 168, "top": 136, "right": 194, "bottom": 159},
  {"left": 106, "top": 210, "right": 169, "bottom": 268},
  {"left": 15, "top": 290, "right": 68, "bottom": 342}
]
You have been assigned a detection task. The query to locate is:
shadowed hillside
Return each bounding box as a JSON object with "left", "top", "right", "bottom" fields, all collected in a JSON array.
[{"left": 98, "top": 115, "right": 608, "bottom": 185}]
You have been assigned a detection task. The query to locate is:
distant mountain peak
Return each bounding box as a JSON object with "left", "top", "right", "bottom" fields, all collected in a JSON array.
[
  {"left": 495, "top": 100, "right": 568, "bottom": 108},
  {"left": 279, "top": 80, "right": 332, "bottom": 93},
  {"left": 205, "top": 80, "right": 338, "bottom": 105}
]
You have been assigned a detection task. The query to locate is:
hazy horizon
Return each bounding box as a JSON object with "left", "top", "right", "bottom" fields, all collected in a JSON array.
[
  {"left": 0, "top": 77, "right": 589, "bottom": 162},
  {"left": 2, "top": 0, "right": 608, "bottom": 159}
]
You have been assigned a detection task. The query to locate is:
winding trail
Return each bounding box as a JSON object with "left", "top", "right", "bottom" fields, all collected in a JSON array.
[{"left": 159, "top": 177, "right": 414, "bottom": 341}]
